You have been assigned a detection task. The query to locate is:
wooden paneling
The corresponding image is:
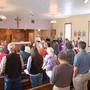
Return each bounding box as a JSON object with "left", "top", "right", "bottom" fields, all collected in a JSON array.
[
  {"left": 0, "top": 29, "right": 55, "bottom": 43},
  {"left": 0, "top": 29, "right": 34, "bottom": 42},
  {"left": 35, "top": 29, "right": 56, "bottom": 40}
]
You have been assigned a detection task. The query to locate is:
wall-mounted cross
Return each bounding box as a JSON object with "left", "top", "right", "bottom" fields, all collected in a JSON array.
[{"left": 15, "top": 16, "right": 21, "bottom": 28}]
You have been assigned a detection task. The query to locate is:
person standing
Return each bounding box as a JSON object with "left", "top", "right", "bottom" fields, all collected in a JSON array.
[
  {"left": 22, "top": 46, "right": 31, "bottom": 69},
  {"left": 51, "top": 51, "right": 73, "bottom": 90},
  {"left": 0, "top": 43, "right": 24, "bottom": 90},
  {"left": 66, "top": 41, "right": 75, "bottom": 65},
  {"left": 43, "top": 47, "right": 58, "bottom": 79},
  {"left": 73, "top": 41, "right": 90, "bottom": 90},
  {"left": 0, "top": 46, "right": 6, "bottom": 63},
  {"left": 27, "top": 47, "right": 43, "bottom": 87}
]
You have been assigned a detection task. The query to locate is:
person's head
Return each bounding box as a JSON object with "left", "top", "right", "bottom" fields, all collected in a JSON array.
[
  {"left": 66, "top": 41, "right": 73, "bottom": 49},
  {"left": 32, "top": 47, "right": 40, "bottom": 57},
  {"left": 24, "top": 46, "right": 31, "bottom": 54},
  {"left": 20, "top": 45, "right": 25, "bottom": 51},
  {"left": 79, "top": 41, "right": 86, "bottom": 50},
  {"left": 38, "top": 47, "right": 46, "bottom": 57},
  {"left": 78, "top": 37, "right": 80, "bottom": 40},
  {"left": 58, "top": 51, "right": 67, "bottom": 63},
  {"left": 46, "top": 47, "right": 54, "bottom": 54},
  {"left": 8, "top": 43, "right": 15, "bottom": 53},
  {"left": 0, "top": 46, "right": 4, "bottom": 52}
]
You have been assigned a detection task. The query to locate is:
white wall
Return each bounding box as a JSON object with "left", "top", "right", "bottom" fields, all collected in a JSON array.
[
  {"left": 0, "top": 16, "right": 52, "bottom": 29},
  {"left": 53, "top": 14, "right": 90, "bottom": 51}
]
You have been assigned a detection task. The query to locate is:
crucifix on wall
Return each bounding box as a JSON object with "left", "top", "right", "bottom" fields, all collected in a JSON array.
[{"left": 15, "top": 16, "right": 21, "bottom": 28}]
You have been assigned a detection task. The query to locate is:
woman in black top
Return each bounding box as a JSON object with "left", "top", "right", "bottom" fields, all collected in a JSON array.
[{"left": 27, "top": 47, "right": 43, "bottom": 87}]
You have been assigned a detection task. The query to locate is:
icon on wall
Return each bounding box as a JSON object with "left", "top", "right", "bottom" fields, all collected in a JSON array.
[
  {"left": 60, "top": 32, "right": 63, "bottom": 36},
  {"left": 82, "top": 31, "right": 86, "bottom": 37},
  {"left": 78, "top": 31, "right": 81, "bottom": 36},
  {"left": 74, "top": 32, "right": 77, "bottom": 37}
]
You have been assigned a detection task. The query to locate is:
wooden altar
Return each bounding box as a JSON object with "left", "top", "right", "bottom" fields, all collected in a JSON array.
[{"left": 0, "top": 28, "right": 56, "bottom": 43}]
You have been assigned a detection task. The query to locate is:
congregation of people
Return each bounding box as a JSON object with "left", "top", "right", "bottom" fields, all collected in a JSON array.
[{"left": 0, "top": 37, "right": 90, "bottom": 90}]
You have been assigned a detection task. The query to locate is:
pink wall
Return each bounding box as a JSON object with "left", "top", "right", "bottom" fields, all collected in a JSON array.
[{"left": 0, "top": 16, "right": 52, "bottom": 29}]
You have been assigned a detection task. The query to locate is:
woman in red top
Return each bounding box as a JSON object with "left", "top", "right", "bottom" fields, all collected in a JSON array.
[{"left": 0, "top": 46, "right": 6, "bottom": 63}]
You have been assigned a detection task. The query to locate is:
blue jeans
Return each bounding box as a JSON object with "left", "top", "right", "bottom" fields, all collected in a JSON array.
[
  {"left": 29, "top": 73, "right": 43, "bottom": 87},
  {"left": 4, "top": 76, "right": 22, "bottom": 90}
]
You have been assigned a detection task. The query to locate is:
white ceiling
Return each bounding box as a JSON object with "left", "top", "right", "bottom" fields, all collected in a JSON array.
[{"left": 1, "top": 0, "right": 90, "bottom": 19}]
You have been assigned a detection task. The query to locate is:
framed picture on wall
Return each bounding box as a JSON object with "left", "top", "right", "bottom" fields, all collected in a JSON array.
[
  {"left": 60, "top": 32, "right": 63, "bottom": 36},
  {"left": 82, "top": 31, "right": 86, "bottom": 37},
  {"left": 74, "top": 32, "right": 77, "bottom": 37},
  {"left": 88, "top": 21, "right": 90, "bottom": 46},
  {"left": 78, "top": 31, "right": 81, "bottom": 37}
]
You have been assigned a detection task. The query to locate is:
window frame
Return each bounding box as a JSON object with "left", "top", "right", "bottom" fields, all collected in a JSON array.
[{"left": 64, "top": 23, "right": 72, "bottom": 40}]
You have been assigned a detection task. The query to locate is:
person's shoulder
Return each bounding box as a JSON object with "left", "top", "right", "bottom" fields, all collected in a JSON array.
[
  {"left": 2, "top": 55, "right": 6, "bottom": 59},
  {"left": 87, "top": 52, "right": 90, "bottom": 55},
  {"left": 67, "top": 63, "right": 73, "bottom": 68},
  {"left": 44, "top": 54, "right": 50, "bottom": 59},
  {"left": 86, "top": 52, "right": 90, "bottom": 58},
  {"left": 75, "top": 52, "right": 81, "bottom": 57},
  {"left": 53, "top": 64, "right": 61, "bottom": 70}
]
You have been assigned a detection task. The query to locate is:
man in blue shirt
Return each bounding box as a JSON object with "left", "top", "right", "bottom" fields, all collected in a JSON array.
[{"left": 73, "top": 41, "right": 90, "bottom": 90}]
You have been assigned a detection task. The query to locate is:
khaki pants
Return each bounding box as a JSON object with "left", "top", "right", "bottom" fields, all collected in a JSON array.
[
  {"left": 73, "top": 72, "right": 90, "bottom": 90},
  {"left": 53, "top": 85, "right": 70, "bottom": 90}
]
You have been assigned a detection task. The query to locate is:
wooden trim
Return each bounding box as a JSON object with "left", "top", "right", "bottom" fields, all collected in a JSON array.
[
  {"left": 27, "top": 83, "right": 53, "bottom": 90},
  {"left": 88, "top": 21, "right": 90, "bottom": 47}
]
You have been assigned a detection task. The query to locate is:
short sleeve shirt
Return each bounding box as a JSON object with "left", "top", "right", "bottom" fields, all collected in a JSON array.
[{"left": 74, "top": 50, "right": 90, "bottom": 74}]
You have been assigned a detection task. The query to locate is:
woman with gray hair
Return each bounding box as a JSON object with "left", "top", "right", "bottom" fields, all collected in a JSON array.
[{"left": 42, "top": 47, "right": 59, "bottom": 79}]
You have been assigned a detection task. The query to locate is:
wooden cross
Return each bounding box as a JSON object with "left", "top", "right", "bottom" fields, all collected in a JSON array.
[{"left": 15, "top": 16, "right": 21, "bottom": 28}]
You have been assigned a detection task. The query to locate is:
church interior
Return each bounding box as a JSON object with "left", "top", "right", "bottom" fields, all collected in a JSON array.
[{"left": 0, "top": 0, "right": 90, "bottom": 90}]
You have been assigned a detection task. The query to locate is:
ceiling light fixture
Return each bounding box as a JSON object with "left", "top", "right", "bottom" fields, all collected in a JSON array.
[
  {"left": 0, "top": 7, "right": 7, "bottom": 21},
  {"left": 0, "top": 15, "right": 7, "bottom": 21},
  {"left": 50, "top": 20, "right": 56, "bottom": 23},
  {"left": 38, "top": 29, "right": 41, "bottom": 31},
  {"left": 84, "top": 0, "right": 88, "bottom": 3}
]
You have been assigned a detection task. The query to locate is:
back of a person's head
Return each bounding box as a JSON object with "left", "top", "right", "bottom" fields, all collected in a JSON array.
[
  {"left": 65, "top": 38, "right": 69, "bottom": 42},
  {"left": 0, "top": 46, "right": 4, "bottom": 52},
  {"left": 20, "top": 45, "right": 25, "bottom": 51},
  {"left": 25, "top": 46, "right": 31, "bottom": 54},
  {"left": 46, "top": 47, "right": 54, "bottom": 54},
  {"left": 66, "top": 42, "right": 73, "bottom": 49},
  {"left": 58, "top": 51, "right": 67, "bottom": 61},
  {"left": 38, "top": 47, "right": 46, "bottom": 57},
  {"left": 79, "top": 41, "right": 86, "bottom": 49},
  {"left": 78, "top": 37, "right": 80, "bottom": 40},
  {"left": 46, "top": 38, "right": 50, "bottom": 42},
  {"left": 8, "top": 43, "right": 15, "bottom": 52},
  {"left": 32, "top": 47, "right": 41, "bottom": 57}
]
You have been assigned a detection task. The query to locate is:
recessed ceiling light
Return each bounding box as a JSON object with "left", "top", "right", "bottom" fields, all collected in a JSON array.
[
  {"left": 0, "top": 15, "right": 7, "bottom": 21},
  {"left": 38, "top": 29, "right": 41, "bottom": 31},
  {"left": 50, "top": 20, "right": 56, "bottom": 23}
]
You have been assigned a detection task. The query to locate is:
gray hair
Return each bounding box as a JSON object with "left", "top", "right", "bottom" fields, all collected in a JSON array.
[{"left": 7, "top": 43, "right": 15, "bottom": 51}]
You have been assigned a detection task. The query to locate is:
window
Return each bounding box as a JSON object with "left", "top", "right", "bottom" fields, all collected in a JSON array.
[
  {"left": 64, "top": 23, "right": 72, "bottom": 40},
  {"left": 88, "top": 21, "right": 90, "bottom": 46}
]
